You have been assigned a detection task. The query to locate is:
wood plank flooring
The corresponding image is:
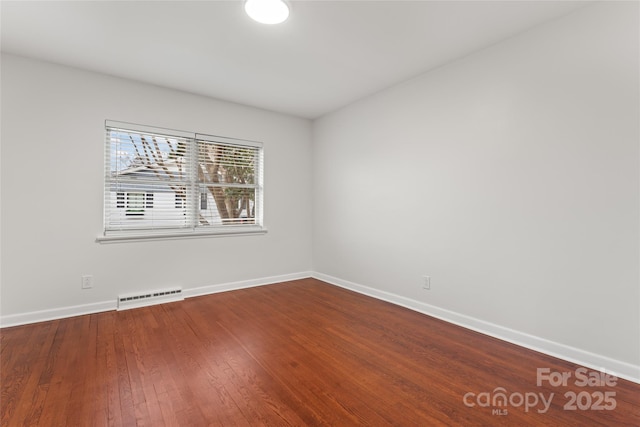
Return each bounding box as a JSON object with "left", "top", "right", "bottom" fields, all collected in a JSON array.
[{"left": 1, "top": 278, "right": 639, "bottom": 426}]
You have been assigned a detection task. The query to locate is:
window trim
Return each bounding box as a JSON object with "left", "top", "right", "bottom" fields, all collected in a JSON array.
[
  {"left": 96, "top": 226, "right": 267, "bottom": 243},
  {"left": 98, "top": 120, "right": 267, "bottom": 243}
]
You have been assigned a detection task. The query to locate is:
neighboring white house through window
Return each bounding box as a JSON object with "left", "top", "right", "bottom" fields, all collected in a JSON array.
[
  {"left": 116, "top": 191, "right": 153, "bottom": 216},
  {"left": 175, "top": 193, "right": 186, "bottom": 210},
  {"left": 200, "top": 191, "right": 208, "bottom": 210},
  {"left": 101, "top": 120, "right": 265, "bottom": 241}
]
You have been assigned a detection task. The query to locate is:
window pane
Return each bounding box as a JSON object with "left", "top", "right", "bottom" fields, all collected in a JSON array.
[
  {"left": 200, "top": 192, "right": 208, "bottom": 210},
  {"left": 116, "top": 192, "right": 125, "bottom": 209},
  {"left": 106, "top": 183, "right": 189, "bottom": 230},
  {"left": 126, "top": 192, "right": 145, "bottom": 216},
  {"left": 196, "top": 141, "right": 259, "bottom": 226},
  {"left": 109, "top": 130, "right": 189, "bottom": 183},
  {"left": 197, "top": 185, "right": 257, "bottom": 227}
]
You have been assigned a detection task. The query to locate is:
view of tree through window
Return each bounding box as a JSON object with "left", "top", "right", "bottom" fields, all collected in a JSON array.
[
  {"left": 197, "top": 141, "right": 257, "bottom": 225},
  {"left": 104, "top": 122, "right": 263, "bottom": 237}
]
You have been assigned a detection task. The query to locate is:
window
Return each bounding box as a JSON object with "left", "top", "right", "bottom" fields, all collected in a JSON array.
[
  {"left": 200, "top": 191, "right": 208, "bottom": 210},
  {"left": 116, "top": 192, "right": 125, "bottom": 209},
  {"left": 116, "top": 191, "right": 153, "bottom": 215},
  {"left": 101, "top": 121, "right": 264, "bottom": 241},
  {"left": 126, "top": 192, "right": 145, "bottom": 216},
  {"left": 175, "top": 193, "right": 186, "bottom": 209}
]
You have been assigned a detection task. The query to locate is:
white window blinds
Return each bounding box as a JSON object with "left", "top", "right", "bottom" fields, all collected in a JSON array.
[{"left": 103, "top": 121, "right": 264, "bottom": 239}]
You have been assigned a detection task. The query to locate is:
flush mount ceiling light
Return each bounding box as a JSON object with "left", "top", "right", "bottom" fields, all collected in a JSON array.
[{"left": 245, "top": 0, "right": 290, "bottom": 25}]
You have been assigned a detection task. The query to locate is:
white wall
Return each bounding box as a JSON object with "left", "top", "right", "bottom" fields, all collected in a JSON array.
[
  {"left": 1, "top": 54, "right": 313, "bottom": 318},
  {"left": 313, "top": 2, "right": 639, "bottom": 373}
]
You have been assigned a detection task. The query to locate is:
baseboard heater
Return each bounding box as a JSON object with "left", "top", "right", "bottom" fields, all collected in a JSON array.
[{"left": 117, "top": 287, "right": 184, "bottom": 311}]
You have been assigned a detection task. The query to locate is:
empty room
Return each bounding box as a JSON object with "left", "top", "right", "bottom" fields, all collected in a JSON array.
[{"left": 1, "top": 0, "right": 639, "bottom": 425}]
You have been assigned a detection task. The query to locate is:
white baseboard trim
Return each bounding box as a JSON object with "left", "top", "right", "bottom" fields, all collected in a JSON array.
[
  {"left": 183, "top": 271, "right": 313, "bottom": 299},
  {"left": 312, "top": 272, "right": 640, "bottom": 385},
  {"left": 0, "top": 300, "right": 116, "bottom": 328},
  {"left": 0, "top": 272, "right": 313, "bottom": 328}
]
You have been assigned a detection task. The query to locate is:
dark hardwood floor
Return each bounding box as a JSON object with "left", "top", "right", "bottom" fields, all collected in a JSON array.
[{"left": 1, "top": 278, "right": 638, "bottom": 426}]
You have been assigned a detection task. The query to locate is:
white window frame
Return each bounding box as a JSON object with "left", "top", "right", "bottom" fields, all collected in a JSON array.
[{"left": 98, "top": 120, "right": 266, "bottom": 243}]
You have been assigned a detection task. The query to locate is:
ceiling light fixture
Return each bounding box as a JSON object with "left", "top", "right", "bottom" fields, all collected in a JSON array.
[{"left": 245, "top": 0, "right": 290, "bottom": 25}]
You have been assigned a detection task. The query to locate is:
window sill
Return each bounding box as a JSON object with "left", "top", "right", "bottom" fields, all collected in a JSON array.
[{"left": 96, "top": 227, "right": 268, "bottom": 243}]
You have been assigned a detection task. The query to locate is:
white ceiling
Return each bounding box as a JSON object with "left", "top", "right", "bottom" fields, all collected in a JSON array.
[{"left": 1, "top": 1, "right": 590, "bottom": 119}]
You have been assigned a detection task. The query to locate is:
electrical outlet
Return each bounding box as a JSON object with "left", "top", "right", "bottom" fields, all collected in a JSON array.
[
  {"left": 422, "top": 275, "right": 431, "bottom": 290},
  {"left": 81, "top": 275, "right": 93, "bottom": 289}
]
